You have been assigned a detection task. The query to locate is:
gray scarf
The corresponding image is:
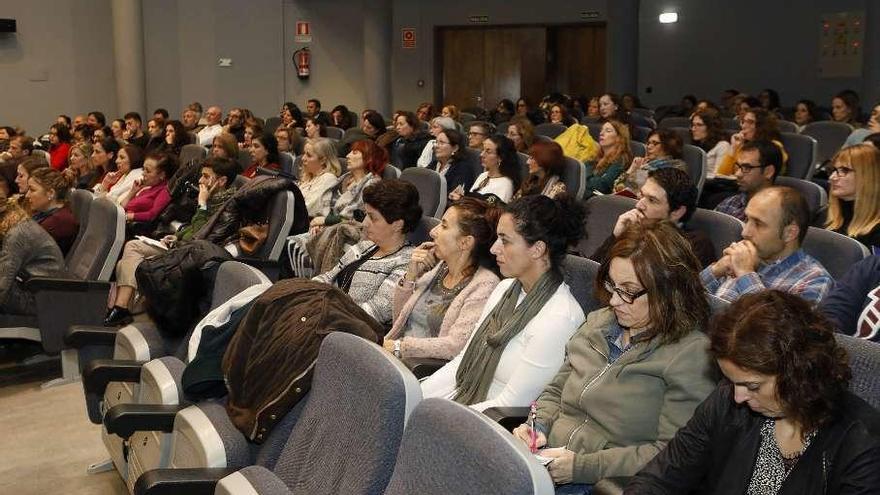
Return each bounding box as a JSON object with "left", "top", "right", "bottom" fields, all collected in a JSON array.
[{"left": 453, "top": 270, "right": 563, "bottom": 405}]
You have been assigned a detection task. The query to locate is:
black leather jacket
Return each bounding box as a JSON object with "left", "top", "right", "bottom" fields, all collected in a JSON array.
[{"left": 625, "top": 384, "right": 880, "bottom": 495}]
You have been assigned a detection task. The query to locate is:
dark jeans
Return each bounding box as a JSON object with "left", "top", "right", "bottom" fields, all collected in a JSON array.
[{"left": 555, "top": 483, "right": 593, "bottom": 495}]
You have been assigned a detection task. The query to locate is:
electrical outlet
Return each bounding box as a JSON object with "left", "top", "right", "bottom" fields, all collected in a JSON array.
[{"left": 218, "top": 58, "right": 233, "bottom": 67}]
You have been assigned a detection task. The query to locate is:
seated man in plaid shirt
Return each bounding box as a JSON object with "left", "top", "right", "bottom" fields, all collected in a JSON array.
[{"left": 701, "top": 186, "right": 832, "bottom": 304}]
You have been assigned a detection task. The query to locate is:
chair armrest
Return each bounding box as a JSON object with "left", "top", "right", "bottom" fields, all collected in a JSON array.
[
  {"left": 82, "top": 359, "right": 146, "bottom": 396},
  {"left": 593, "top": 477, "right": 631, "bottom": 495},
  {"left": 401, "top": 357, "right": 449, "bottom": 379},
  {"left": 234, "top": 256, "right": 280, "bottom": 280},
  {"left": 483, "top": 406, "right": 530, "bottom": 432},
  {"left": 104, "top": 403, "right": 183, "bottom": 438},
  {"left": 23, "top": 276, "right": 111, "bottom": 293},
  {"left": 133, "top": 468, "right": 238, "bottom": 495},
  {"left": 65, "top": 325, "right": 119, "bottom": 348}
]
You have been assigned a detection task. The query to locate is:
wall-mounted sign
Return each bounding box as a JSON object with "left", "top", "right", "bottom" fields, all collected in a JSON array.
[
  {"left": 580, "top": 11, "right": 600, "bottom": 19},
  {"left": 818, "top": 11, "right": 864, "bottom": 78},
  {"left": 468, "top": 15, "right": 489, "bottom": 24},
  {"left": 295, "top": 21, "right": 312, "bottom": 43},
  {"left": 402, "top": 27, "right": 416, "bottom": 49}
]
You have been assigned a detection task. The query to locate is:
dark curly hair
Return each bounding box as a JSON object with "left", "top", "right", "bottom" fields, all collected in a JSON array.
[
  {"left": 503, "top": 194, "right": 585, "bottom": 271},
  {"left": 596, "top": 219, "right": 709, "bottom": 344},
  {"left": 710, "top": 290, "right": 851, "bottom": 434},
  {"left": 362, "top": 179, "right": 422, "bottom": 233}
]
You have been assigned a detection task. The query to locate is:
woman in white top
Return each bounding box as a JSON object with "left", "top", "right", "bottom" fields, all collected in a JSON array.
[
  {"left": 690, "top": 109, "right": 730, "bottom": 176},
  {"left": 297, "top": 137, "right": 341, "bottom": 218},
  {"left": 417, "top": 116, "right": 457, "bottom": 168},
  {"left": 93, "top": 144, "right": 144, "bottom": 205},
  {"left": 421, "top": 194, "right": 586, "bottom": 411},
  {"left": 466, "top": 134, "right": 519, "bottom": 203}
]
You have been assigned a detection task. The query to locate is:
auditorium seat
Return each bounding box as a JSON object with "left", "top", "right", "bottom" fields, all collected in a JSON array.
[{"left": 400, "top": 167, "right": 447, "bottom": 219}]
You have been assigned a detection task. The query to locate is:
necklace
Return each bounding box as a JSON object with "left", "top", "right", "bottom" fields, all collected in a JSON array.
[
  {"left": 435, "top": 264, "right": 471, "bottom": 296},
  {"left": 373, "top": 240, "right": 408, "bottom": 258}
]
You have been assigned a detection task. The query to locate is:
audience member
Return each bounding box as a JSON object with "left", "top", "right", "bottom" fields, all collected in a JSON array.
[
  {"left": 821, "top": 255, "right": 880, "bottom": 340},
  {"left": 144, "top": 118, "right": 165, "bottom": 154},
  {"left": 280, "top": 102, "right": 303, "bottom": 129},
  {"left": 825, "top": 144, "right": 880, "bottom": 249},
  {"left": 163, "top": 120, "right": 189, "bottom": 157},
  {"left": 304, "top": 116, "right": 328, "bottom": 141},
  {"left": 62, "top": 142, "right": 93, "bottom": 190},
  {"left": 843, "top": 101, "right": 880, "bottom": 148},
  {"left": 93, "top": 144, "right": 144, "bottom": 205},
  {"left": 390, "top": 111, "right": 431, "bottom": 169},
  {"left": 831, "top": 89, "right": 862, "bottom": 127},
  {"left": 336, "top": 110, "right": 385, "bottom": 157},
  {"left": 47, "top": 123, "right": 72, "bottom": 171},
  {"left": 715, "top": 107, "right": 787, "bottom": 176},
  {"left": 466, "top": 134, "right": 519, "bottom": 203},
  {"left": 15, "top": 156, "right": 49, "bottom": 208},
  {"left": 297, "top": 137, "right": 341, "bottom": 217},
  {"left": 416, "top": 102, "right": 436, "bottom": 124},
  {"left": 311, "top": 179, "right": 420, "bottom": 325},
  {"left": 124, "top": 112, "right": 149, "bottom": 149},
  {"left": 515, "top": 220, "right": 716, "bottom": 491},
  {"left": 26, "top": 168, "right": 78, "bottom": 255},
  {"left": 72, "top": 124, "right": 94, "bottom": 144},
  {"left": 85, "top": 137, "right": 119, "bottom": 190},
  {"left": 441, "top": 104, "right": 460, "bottom": 122},
  {"left": 330, "top": 105, "right": 353, "bottom": 130},
  {"left": 466, "top": 121, "right": 492, "bottom": 150},
  {"left": 428, "top": 128, "right": 476, "bottom": 199},
  {"left": 87, "top": 111, "right": 106, "bottom": 129},
  {"left": 715, "top": 140, "right": 780, "bottom": 221},
  {"left": 592, "top": 168, "right": 715, "bottom": 268},
  {"left": 385, "top": 197, "right": 501, "bottom": 359},
  {"left": 306, "top": 98, "right": 331, "bottom": 125},
  {"left": 181, "top": 106, "right": 201, "bottom": 132},
  {"left": 490, "top": 99, "right": 515, "bottom": 126},
  {"left": 614, "top": 128, "right": 684, "bottom": 194},
  {"left": 758, "top": 88, "right": 781, "bottom": 113},
  {"left": 224, "top": 108, "right": 246, "bottom": 143},
  {"left": 417, "top": 116, "right": 457, "bottom": 168},
  {"left": 196, "top": 106, "right": 223, "bottom": 146},
  {"left": 548, "top": 104, "right": 576, "bottom": 126},
  {"left": 274, "top": 126, "right": 303, "bottom": 159},
  {"left": 0, "top": 198, "right": 64, "bottom": 315},
  {"left": 586, "top": 96, "right": 601, "bottom": 119},
  {"left": 211, "top": 132, "right": 239, "bottom": 162},
  {"left": 421, "top": 194, "right": 586, "bottom": 411},
  {"left": 104, "top": 156, "right": 239, "bottom": 326},
  {"left": 627, "top": 290, "right": 880, "bottom": 494},
  {"left": 506, "top": 116, "right": 534, "bottom": 153},
  {"left": 793, "top": 99, "right": 819, "bottom": 131},
  {"left": 514, "top": 140, "right": 567, "bottom": 199},
  {"left": 153, "top": 108, "right": 169, "bottom": 121},
  {"left": 241, "top": 132, "right": 280, "bottom": 179},
  {"left": 110, "top": 118, "right": 126, "bottom": 140},
  {"left": 690, "top": 108, "right": 730, "bottom": 175},
  {"left": 584, "top": 120, "right": 631, "bottom": 195},
  {"left": 119, "top": 151, "right": 175, "bottom": 223},
  {"left": 598, "top": 93, "right": 629, "bottom": 124},
  {"left": 703, "top": 186, "right": 832, "bottom": 304}
]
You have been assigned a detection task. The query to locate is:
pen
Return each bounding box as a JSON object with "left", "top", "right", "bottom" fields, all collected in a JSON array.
[{"left": 529, "top": 401, "right": 538, "bottom": 453}]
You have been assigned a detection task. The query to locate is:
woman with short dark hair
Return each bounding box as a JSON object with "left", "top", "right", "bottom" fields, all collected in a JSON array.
[
  {"left": 429, "top": 128, "right": 477, "bottom": 199},
  {"left": 466, "top": 134, "right": 520, "bottom": 203},
  {"left": 615, "top": 128, "right": 685, "bottom": 194},
  {"left": 47, "top": 123, "right": 72, "bottom": 171},
  {"left": 390, "top": 111, "right": 431, "bottom": 169},
  {"left": 627, "top": 289, "right": 880, "bottom": 495}
]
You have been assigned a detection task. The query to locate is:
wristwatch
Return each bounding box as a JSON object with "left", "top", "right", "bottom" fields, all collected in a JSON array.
[{"left": 393, "top": 340, "right": 402, "bottom": 358}]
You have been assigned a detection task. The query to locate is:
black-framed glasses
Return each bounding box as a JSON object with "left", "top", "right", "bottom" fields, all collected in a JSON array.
[
  {"left": 603, "top": 280, "right": 647, "bottom": 304},
  {"left": 829, "top": 166, "right": 854, "bottom": 177},
  {"left": 734, "top": 162, "right": 765, "bottom": 173}
]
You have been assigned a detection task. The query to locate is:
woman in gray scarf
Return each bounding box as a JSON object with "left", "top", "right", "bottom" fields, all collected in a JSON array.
[{"left": 420, "top": 194, "right": 586, "bottom": 411}]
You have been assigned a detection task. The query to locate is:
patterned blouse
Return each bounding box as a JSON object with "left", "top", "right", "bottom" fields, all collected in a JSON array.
[{"left": 746, "top": 419, "right": 818, "bottom": 495}]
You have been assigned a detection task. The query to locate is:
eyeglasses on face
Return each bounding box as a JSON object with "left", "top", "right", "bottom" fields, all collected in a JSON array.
[
  {"left": 603, "top": 280, "right": 647, "bottom": 304},
  {"left": 829, "top": 166, "right": 854, "bottom": 177},
  {"left": 646, "top": 140, "right": 662, "bottom": 146},
  {"left": 734, "top": 162, "right": 765, "bottom": 173},
  {"left": 468, "top": 132, "right": 486, "bottom": 137}
]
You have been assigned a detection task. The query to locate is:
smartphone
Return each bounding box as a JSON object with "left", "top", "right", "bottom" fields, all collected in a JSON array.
[{"left": 534, "top": 454, "right": 553, "bottom": 466}]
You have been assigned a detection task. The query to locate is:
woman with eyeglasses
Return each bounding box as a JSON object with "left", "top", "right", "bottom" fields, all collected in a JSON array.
[
  {"left": 614, "top": 129, "right": 685, "bottom": 195},
  {"left": 826, "top": 144, "right": 880, "bottom": 250},
  {"left": 512, "top": 220, "right": 716, "bottom": 493},
  {"left": 690, "top": 108, "right": 730, "bottom": 176},
  {"left": 715, "top": 108, "right": 787, "bottom": 177}
]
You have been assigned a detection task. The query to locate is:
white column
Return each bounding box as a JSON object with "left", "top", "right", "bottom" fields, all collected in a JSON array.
[{"left": 111, "top": 0, "right": 146, "bottom": 117}]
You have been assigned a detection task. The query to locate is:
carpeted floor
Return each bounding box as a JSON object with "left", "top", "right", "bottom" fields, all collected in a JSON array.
[{"left": 0, "top": 341, "right": 127, "bottom": 495}]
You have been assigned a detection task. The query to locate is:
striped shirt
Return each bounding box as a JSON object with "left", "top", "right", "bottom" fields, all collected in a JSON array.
[{"left": 701, "top": 249, "right": 833, "bottom": 304}]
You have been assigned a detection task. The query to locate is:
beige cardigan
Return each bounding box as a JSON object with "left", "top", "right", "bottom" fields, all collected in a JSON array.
[{"left": 386, "top": 264, "right": 500, "bottom": 360}]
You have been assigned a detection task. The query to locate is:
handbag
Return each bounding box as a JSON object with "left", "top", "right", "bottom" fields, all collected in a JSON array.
[{"left": 238, "top": 223, "right": 269, "bottom": 255}]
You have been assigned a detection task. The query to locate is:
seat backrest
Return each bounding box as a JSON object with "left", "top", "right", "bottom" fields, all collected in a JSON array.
[
  {"left": 578, "top": 195, "right": 636, "bottom": 258},
  {"left": 777, "top": 120, "right": 798, "bottom": 133},
  {"left": 801, "top": 121, "right": 853, "bottom": 167},
  {"left": 383, "top": 398, "right": 554, "bottom": 495},
  {"left": 534, "top": 122, "right": 567, "bottom": 139},
  {"left": 779, "top": 132, "right": 818, "bottom": 180},
  {"left": 632, "top": 125, "right": 652, "bottom": 143},
  {"left": 682, "top": 144, "right": 707, "bottom": 200},
  {"left": 516, "top": 152, "right": 530, "bottom": 184},
  {"left": 722, "top": 118, "right": 740, "bottom": 130},
  {"left": 66, "top": 189, "right": 94, "bottom": 263},
  {"left": 561, "top": 156, "right": 586, "bottom": 200},
  {"left": 774, "top": 176, "right": 828, "bottom": 222},
  {"left": 835, "top": 334, "right": 880, "bottom": 409},
  {"left": 629, "top": 113, "right": 656, "bottom": 129},
  {"left": 585, "top": 122, "right": 602, "bottom": 141},
  {"left": 66, "top": 197, "right": 126, "bottom": 280},
  {"left": 254, "top": 190, "right": 296, "bottom": 261},
  {"left": 669, "top": 126, "right": 692, "bottom": 145},
  {"left": 802, "top": 226, "right": 869, "bottom": 280},
  {"left": 458, "top": 147, "right": 483, "bottom": 180},
  {"left": 232, "top": 175, "right": 250, "bottom": 189},
  {"left": 459, "top": 112, "right": 476, "bottom": 124},
  {"left": 179, "top": 144, "right": 208, "bottom": 169},
  {"left": 338, "top": 156, "right": 349, "bottom": 175},
  {"left": 400, "top": 167, "right": 447, "bottom": 219},
  {"left": 407, "top": 216, "right": 439, "bottom": 245},
  {"left": 279, "top": 152, "right": 295, "bottom": 177},
  {"left": 658, "top": 116, "right": 691, "bottom": 129},
  {"left": 687, "top": 208, "right": 744, "bottom": 260},
  {"left": 210, "top": 261, "right": 271, "bottom": 310},
  {"left": 630, "top": 141, "right": 646, "bottom": 158},
  {"left": 495, "top": 121, "right": 511, "bottom": 136},
  {"left": 325, "top": 126, "right": 344, "bottom": 140},
  {"left": 561, "top": 255, "right": 603, "bottom": 316},
  {"left": 264, "top": 117, "right": 282, "bottom": 132},
  {"left": 237, "top": 149, "right": 252, "bottom": 171},
  {"left": 382, "top": 164, "right": 401, "bottom": 180},
  {"left": 271, "top": 332, "right": 422, "bottom": 494}
]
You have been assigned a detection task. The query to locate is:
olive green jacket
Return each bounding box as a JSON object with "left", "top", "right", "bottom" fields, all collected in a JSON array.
[{"left": 536, "top": 308, "right": 716, "bottom": 484}]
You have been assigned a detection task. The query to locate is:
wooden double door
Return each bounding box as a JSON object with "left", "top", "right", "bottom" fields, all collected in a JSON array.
[{"left": 437, "top": 24, "right": 606, "bottom": 111}]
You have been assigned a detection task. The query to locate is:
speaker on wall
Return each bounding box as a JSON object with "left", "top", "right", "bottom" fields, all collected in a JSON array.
[{"left": 0, "top": 19, "right": 17, "bottom": 33}]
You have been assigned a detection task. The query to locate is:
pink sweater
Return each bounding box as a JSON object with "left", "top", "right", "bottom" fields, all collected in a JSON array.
[
  {"left": 387, "top": 265, "right": 500, "bottom": 360},
  {"left": 125, "top": 181, "right": 171, "bottom": 222}
]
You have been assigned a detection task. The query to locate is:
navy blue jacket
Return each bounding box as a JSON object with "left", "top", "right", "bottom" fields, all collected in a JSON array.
[{"left": 821, "top": 255, "right": 880, "bottom": 341}]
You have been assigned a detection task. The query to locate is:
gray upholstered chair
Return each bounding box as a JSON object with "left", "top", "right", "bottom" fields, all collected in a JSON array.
[
  {"left": 630, "top": 141, "right": 646, "bottom": 158},
  {"left": 325, "top": 126, "right": 344, "bottom": 140},
  {"left": 561, "top": 254, "right": 602, "bottom": 317},
  {"left": 577, "top": 195, "right": 636, "bottom": 259},
  {"left": 802, "top": 226, "right": 869, "bottom": 280},
  {"left": 264, "top": 117, "right": 282, "bottom": 132},
  {"left": 801, "top": 121, "right": 853, "bottom": 169},
  {"left": 179, "top": 144, "right": 209, "bottom": 168},
  {"left": 133, "top": 332, "right": 422, "bottom": 495},
  {"left": 779, "top": 132, "right": 818, "bottom": 180},
  {"left": 407, "top": 216, "right": 439, "bottom": 245},
  {"left": 658, "top": 117, "right": 691, "bottom": 129},
  {"left": 835, "top": 334, "right": 880, "bottom": 409},
  {"left": 682, "top": 144, "right": 707, "bottom": 201},
  {"left": 535, "top": 122, "right": 567, "bottom": 139},
  {"left": 687, "top": 207, "right": 744, "bottom": 261},
  {"left": 774, "top": 176, "right": 828, "bottom": 223},
  {"left": 66, "top": 188, "right": 94, "bottom": 264},
  {"left": 400, "top": 167, "right": 447, "bottom": 219},
  {"left": 561, "top": 156, "right": 587, "bottom": 200}
]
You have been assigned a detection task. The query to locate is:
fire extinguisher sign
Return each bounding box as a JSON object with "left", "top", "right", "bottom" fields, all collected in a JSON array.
[
  {"left": 402, "top": 28, "right": 416, "bottom": 49},
  {"left": 295, "top": 21, "right": 312, "bottom": 43}
]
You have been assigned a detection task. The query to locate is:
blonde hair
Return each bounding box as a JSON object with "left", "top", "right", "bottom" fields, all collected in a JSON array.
[
  {"left": 595, "top": 120, "right": 633, "bottom": 173},
  {"left": 0, "top": 198, "right": 30, "bottom": 239},
  {"left": 826, "top": 144, "right": 880, "bottom": 237},
  {"left": 302, "top": 138, "right": 341, "bottom": 180}
]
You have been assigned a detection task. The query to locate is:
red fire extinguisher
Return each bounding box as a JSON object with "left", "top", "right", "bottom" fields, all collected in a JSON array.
[{"left": 293, "top": 47, "right": 310, "bottom": 79}]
